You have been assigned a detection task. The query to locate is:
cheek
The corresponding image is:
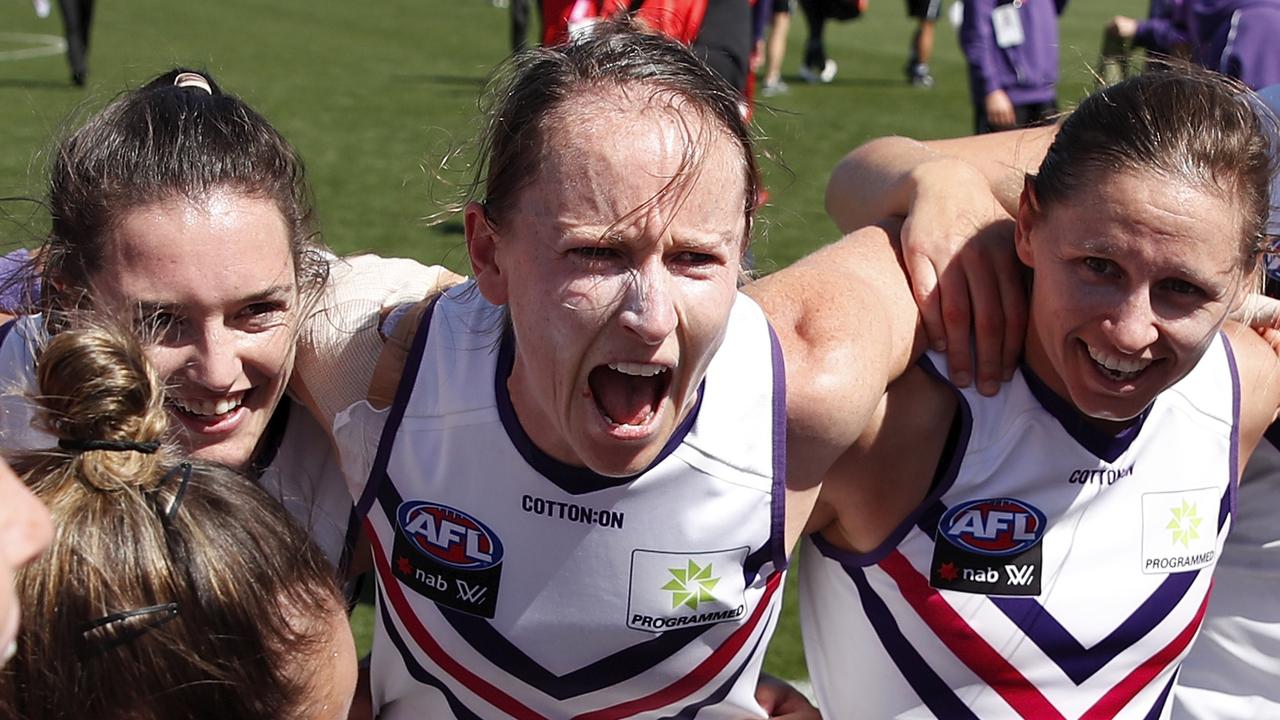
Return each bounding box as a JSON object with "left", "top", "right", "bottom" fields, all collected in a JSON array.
[{"left": 142, "top": 346, "right": 189, "bottom": 384}]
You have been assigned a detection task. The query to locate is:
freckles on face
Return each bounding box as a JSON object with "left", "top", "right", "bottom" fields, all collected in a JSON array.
[
  {"left": 491, "top": 89, "right": 747, "bottom": 475},
  {"left": 1021, "top": 170, "right": 1248, "bottom": 422},
  {"left": 91, "top": 191, "right": 300, "bottom": 469}
]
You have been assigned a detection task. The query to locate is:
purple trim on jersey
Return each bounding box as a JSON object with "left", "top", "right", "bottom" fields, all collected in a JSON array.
[
  {"left": 0, "top": 318, "right": 16, "bottom": 350},
  {"left": 989, "top": 570, "right": 1199, "bottom": 684},
  {"left": 1142, "top": 673, "right": 1177, "bottom": 720},
  {"left": 1021, "top": 362, "right": 1151, "bottom": 463},
  {"left": 377, "top": 586, "right": 486, "bottom": 719},
  {"left": 809, "top": 354, "right": 974, "bottom": 568},
  {"left": 845, "top": 564, "right": 981, "bottom": 719},
  {"left": 768, "top": 324, "right": 789, "bottom": 575},
  {"left": 356, "top": 298, "right": 440, "bottom": 523},
  {"left": 1222, "top": 330, "right": 1241, "bottom": 520},
  {"left": 494, "top": 329, "right": 705, "bottom": 495}
]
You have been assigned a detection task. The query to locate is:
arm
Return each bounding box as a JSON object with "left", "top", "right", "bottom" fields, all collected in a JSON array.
[
  {"left": 1224, "top": 321, "right": 1280, "bottom": 468},
  {"left": 745, "top": 221, "right": 927, "bottom": 550},
  {"left": 825, "top": 126, "right": 1056, "bottom": 394},
  {"left": 291, "top": 254, "right": 465, "bottom": 433}
]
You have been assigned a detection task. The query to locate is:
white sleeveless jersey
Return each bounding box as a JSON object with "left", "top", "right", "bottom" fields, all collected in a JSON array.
[
  {"left": 1173, "top": 425, "right": 1280, "bottom": 719},
  {"left": 334, "top": 282, "right": 787, "bottom": 719},
  {"left": 0, "top": 316, "right": 354, "bottom": 568},
  {"left": 800, "top": 337, "right": 1238, "bottom": 720}
]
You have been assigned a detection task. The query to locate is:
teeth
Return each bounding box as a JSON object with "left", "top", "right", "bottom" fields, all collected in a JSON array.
[
  {"left": 1087, "top": 345, "right": 1151, "bottom": 379},
  {"left": 601, "top": 410, "right": 656, "bottom": 427},
  {"left": 608, "top": 362, "right": 668, "bottom": 377},
  {"left": 174, "top": 392, "right": 245, "bottom": 417}
]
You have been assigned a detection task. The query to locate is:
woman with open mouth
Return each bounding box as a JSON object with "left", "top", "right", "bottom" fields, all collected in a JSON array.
[
  {"left": 323, "top": 18, "right": 1023, "bottom": 718},
  {"left": 799, "top": 67, "right": 1280, "bottom": 718}
]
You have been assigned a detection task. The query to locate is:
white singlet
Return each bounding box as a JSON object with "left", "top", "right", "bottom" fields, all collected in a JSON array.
[
  {"left": 1173, "top": 425, "right": 1280, "bottom": 719},
  {"left": 0, "top": 315, "right": 354, "bottom": 567},
  {"left": 800, "top": 337, "right": 1238, "bottom": 720},
  {"left": 334, "top": 282, "right": 787, "bottom": 719}
]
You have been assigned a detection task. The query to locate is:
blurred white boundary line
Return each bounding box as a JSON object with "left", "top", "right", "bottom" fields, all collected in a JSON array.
[{"left": 0, "top": 33, "right": 65, "bottom": 62}]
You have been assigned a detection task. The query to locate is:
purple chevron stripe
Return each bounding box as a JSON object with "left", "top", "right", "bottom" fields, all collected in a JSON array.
[
  {"left": 665, "top": 607, "right": 774, "bottom": 719},
  {"left": 377, "top": 585, "right": 487, "bottom": 719},
  {"left": 373, "top": 476, "right": 768, "bottom": 700},
  {"left": 990, "top": 569, "right": 1199, "bottom": 685},
  {"left": 1141, "top": 672, "right": 1177, "bottom": 720},
  {"left": 845, "top": 564, "right": 981, "bottom": 719}
]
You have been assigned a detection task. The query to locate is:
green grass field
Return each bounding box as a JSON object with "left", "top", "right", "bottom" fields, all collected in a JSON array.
[{"left": 0, "top": 0, "right": 1142, "bottom": 688}]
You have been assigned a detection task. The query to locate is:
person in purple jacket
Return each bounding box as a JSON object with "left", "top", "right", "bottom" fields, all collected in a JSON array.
[
  {"left": 1194, "top": 0, "right": 1280, "bottom": 90},
  {"left": 960, "top": 0, "right": 1067, "bottom": 134},
  {"left": 1099, "top": 0, "right": 1193, "bottom": 85}
]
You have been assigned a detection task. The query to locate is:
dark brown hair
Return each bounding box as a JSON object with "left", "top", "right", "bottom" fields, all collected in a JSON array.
[
  {"left": 1032, "top": 65, "right": 1276, "bottom": 270},
  {"left": 37, "top": 67, "right": 329, "bottom": 324},
  {"left": 0, "top": 320, "right": 343, "bottom": 720},
  {"left": 471, "top": 18, "right": 759, "bottom": 247}
]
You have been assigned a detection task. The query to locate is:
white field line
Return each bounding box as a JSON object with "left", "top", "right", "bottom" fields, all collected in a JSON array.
[{"left": 0, "top": 33, "right": 65, "bottom": 62}]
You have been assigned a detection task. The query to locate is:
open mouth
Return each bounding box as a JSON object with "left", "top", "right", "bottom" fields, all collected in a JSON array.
[
  {"left": 168, "top": 390, "right": 248, "bottom": 421},
  {"left": 587, "top": 362, "right": 672, "bottom": 428},
  {"left": 1086, "top": 344, "right": 1153, "bottom": 383}
]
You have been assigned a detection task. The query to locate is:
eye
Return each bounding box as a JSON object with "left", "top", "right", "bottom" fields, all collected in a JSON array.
[
  {"left": 138, "top": 311, "right": 183, "bottom": 344},
  {"left": 238, "top": 301, "right": 290, "bottom": 329},
  {"left": 1082, "top": 257, "right": 1116, "bottom": 276},
  {"left": 1160, "top": 278, "right": 1204, "bottom": 297},
  {"left": 670, "top": 251, "right": 720, "bottom": 267}
]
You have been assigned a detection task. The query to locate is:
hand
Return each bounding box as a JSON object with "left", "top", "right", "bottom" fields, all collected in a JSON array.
[
  {"left": 1234, "top": 292, "right": 1280, "bottom": 330},
  {"left": 755, "top": 674, "right": 821, "bottom": 718},
  {"left": 984, "top": 90, "right": 1017, "bottom": 131},
  {"left": 901, "top": 158, "right": 1026, "bottom": 394},
  {"left": 1106, "top": 15, "right": 1138, "bottom": 40}
]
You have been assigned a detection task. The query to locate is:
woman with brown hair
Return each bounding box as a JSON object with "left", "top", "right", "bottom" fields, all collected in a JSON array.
[{"left": 0, "top": 321, "right": 356, "bottom": 719}]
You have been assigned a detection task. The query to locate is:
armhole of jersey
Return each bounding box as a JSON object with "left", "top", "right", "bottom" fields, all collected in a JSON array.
[
  {"left": 767, "top": 322, "right": 789, "bottom": 574},
  {"left": 368, "top": 297, "right": 438, "bottom": 410},
  {"left": 0, "top": 317, "right": 16, "bottom": 349},
  {"left": 1221, "top": 329, "right": 1242, "bottom": 516},
  {"left": 354, "top": 297, "right": 440, "bottom": 523}
]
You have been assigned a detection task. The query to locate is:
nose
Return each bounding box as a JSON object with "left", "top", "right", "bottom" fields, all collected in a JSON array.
[
  {"left": 1103, "top": 288, "right": 1160, "bottom": 353},
  {"left": 185, "top": 322, "right": 243, "bottom": 391},
  {"left": 0, "top": 462, "right": 52, "bottom": 570},
  {"left": 618, "top": 259, "right": 677, "bottom": 345}
]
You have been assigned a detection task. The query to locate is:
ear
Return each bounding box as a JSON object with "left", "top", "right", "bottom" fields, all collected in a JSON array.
[
  {"left": 465, "top": 201, "right": 508, "bottom": 306},
  {"left": 1014, "top": 176, "right": 1041, "bottom": 269}
]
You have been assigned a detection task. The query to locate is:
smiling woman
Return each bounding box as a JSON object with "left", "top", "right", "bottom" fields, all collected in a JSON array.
[{"left": 798, "top": 67, "right": 1280, "bottom": 719}]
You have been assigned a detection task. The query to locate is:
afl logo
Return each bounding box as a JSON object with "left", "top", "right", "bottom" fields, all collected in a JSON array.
[
  {"left": 396, "top": 501, "right": 504, "bottom": 570},
  {"left": 939, "top": 498, "right": 1046, "bottom": 557}
]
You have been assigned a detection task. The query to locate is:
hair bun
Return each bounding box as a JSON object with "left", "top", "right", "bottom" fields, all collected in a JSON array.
[{"left": 35, "top": 319, "right": 173, "bottom": 490}]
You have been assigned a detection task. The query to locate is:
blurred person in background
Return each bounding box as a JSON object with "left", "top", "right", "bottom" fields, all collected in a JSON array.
[
  {"left": 960, "top": 0, "right": 1067, "bottom": 133},
  {"left": 56, "top": 0, "right": 94, "bottom": 86},
  {"left": 1098, "top": 0, "right": 1193, "bottom": 85},
  {"left": 1194, "top": 0, "right": 1280, "bottom": 90}
]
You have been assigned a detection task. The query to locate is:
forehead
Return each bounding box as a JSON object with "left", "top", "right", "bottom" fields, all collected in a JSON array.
[
  {"left": 96, "top": 190, "right": 297, "bottom": 304},
  {"left": 1043, "top": 169, "right": 1246, "bottom": 278},
  {"left": 520, "top": 87, "right": 748, "bottom": 237}
]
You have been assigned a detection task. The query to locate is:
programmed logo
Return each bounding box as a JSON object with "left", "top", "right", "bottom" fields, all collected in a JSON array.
[
  {"left": 396, "top": 501, "right": 504, "bottom": 569},
  {"left": 939, "top": 498, "right": 1047, "bottom": 557}
]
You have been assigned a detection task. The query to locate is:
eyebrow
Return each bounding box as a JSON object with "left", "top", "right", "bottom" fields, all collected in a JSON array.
[{"left": 131, "top": 284, "right": 297, "bottom": 316}]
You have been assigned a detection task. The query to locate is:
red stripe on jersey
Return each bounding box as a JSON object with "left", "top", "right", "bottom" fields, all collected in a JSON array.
[
  {"left": 880, "top": 550, "right": 1066, "bottom": 720},
  {"left": 369, "top": 522, "right": 549, "bottom": 720},
  {"left": 572, "top": 571, "right": 783, "bottom": 720},
  {"left": 1080, "top": 586, "right": 1212, "bottom": 719}
]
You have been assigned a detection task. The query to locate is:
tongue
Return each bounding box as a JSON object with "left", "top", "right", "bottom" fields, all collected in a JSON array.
[{"left": 590, "top": 367, "right": 658, "bottom": 426}]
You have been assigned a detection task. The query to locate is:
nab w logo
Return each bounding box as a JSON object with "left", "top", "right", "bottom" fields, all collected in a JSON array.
[
  {"left": 397, "top": 501, "right": 505, "bottom": 570},
  {"left": 1004, "top": 564, "right": 1035, "bottom": 586}
]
